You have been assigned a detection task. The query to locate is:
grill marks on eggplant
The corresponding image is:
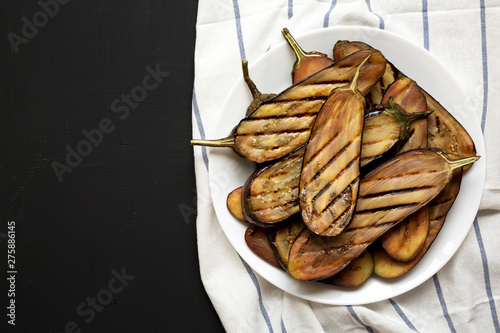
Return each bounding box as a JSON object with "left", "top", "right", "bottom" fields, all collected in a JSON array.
[
  {"left": 288, "top": 149, "right": 479, "bottom": 281},
  {"left": 242, "top": 147, "right": 305, "bottom": 226},
  {"left": 355, "top": 203, "right": 420, "bottom": 215},
  {"left": 311, "top": 156, "right": 357, "bottom": 203},
  {"left": 359, "top": 185, "right": 436, "bottom": 199},
  {"left": 300, "top": 84, "right": 365, "bottom": 236},
  {"left": 238, "top": 103, "right": 433, "bottom": 229},
  {"left": 270, "top": 216, "right": 305, "bottom": 269}
]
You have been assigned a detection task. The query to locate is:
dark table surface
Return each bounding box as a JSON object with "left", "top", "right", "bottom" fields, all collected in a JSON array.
[{"left": 1, "top": 1, "right": 225, "bottom": 331}]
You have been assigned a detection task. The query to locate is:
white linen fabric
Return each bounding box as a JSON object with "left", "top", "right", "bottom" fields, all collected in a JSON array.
[{"left": 192, "top": 1, "right": 500, "bottom": 332}]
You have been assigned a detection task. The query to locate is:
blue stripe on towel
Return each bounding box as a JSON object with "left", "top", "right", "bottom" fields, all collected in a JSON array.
[
  {"left": 389, "top": 299, "right": 419, "bottom": 332},
  {"left": 347, "top": 306, "right": 374, "bottom": 333},
  {"left": 432, "top": 275, "right": 457, "bottom": 333},
  {"left": 288, "top": 0, "right": 293, "bottom": 20},
  {"left": 473, "top": 217, "right": 500, "bottom": 331},
  {"left": 192, "top": 89, "right": 209, "bottom": 170},
  {"left": 480, "top": 0, "right": 489, "bottom": 132},
  {"left": 364, "top": 0, "right": 384, "bottom": 29},
  {"left": 421, "top": 5, "right": 456, "bottom": 330},
  {"left": 422, "top": 0, "right": 429, "bottom": 50},
  {"left": 232, "top": 0, "right": 246, "bottom": 60},
  {"left": 419, "top": 5, "right": 458, "bottom": 330},
  {"left": 231, "top": 2, "right": 274, "bottom": 331},
  {"left": 240, "top": 256, "right": 275, "bottom": 333},
  {"left": 478, "top": 2, "right": 499, "bottom": 331},
  {"left": 323, "top": 0, "right": 337, "bottom": 28},
  {"left": 281, "top": 318, "right": 288, "bottom": 333}
]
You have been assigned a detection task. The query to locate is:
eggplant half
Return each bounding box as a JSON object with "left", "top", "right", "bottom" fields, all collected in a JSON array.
[
  {"left": 320, "top": 249, "right": 374, "bottom": 288},
  {"left": 269, "top": 216, "right": 305, "bottom": 269},
  {"left": 423, "top": 89, "right": 477, "bottom": 171},
  {"left": 287, "top": 149, "right": 479, "bottom": 281},
  {"left": 379, "top": 207, "right": 430, "bottom": 262},
  {"left": 282, "top": 28, "right": 335, "bottom": 84},
  {"left": 242, "top": 146, "right": 305, "bottom": 227},
  {"left": 381, "top": 76, "right": 429, "bottom": 152},
  {"left": 298, "top": 57, "right": 368, "bottom": 237}
]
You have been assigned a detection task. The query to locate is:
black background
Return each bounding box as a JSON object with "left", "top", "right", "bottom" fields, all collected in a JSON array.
[{"left": 1, "top": 0, "right": 224, "bottom": 332}]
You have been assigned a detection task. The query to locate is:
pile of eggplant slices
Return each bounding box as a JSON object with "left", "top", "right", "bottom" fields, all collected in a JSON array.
[{"left": 192, "top": 28, "right": 479, "bottom": 288}]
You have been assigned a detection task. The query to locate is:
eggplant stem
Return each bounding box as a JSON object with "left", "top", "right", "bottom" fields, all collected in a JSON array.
[
  {"left": 448, "top": 155, "right": 480, "bottom": 171},
  {"left": 191, "top": 137, "right": 235, "bottom": 148},
  {"left": 282, "top": 28, "right": 310, "bottom": 63},
  {"left": 405, "top": 109, "right": 434, "bottom": 122},
  {"left": 242, "top": 59, "right": 262, "bottom": 99},
  {"left": 437, "top": 150, "right": 480, "bottom": 172},
  {"left": 349, "top": 55, "right": 371, "bottom": 92}
]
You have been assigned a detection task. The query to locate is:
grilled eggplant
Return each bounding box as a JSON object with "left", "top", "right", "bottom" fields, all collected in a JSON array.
[
  {"left": 333, "top": 40, "right": 372, "bottom": 61},
  {"left": 379, "top": 208, "right": 429, "bottom": 262},
  {"left": 374, "top": 169, "right": 463, "bottom": 278},
  {"left": 423, "top": 89, "right": 476, "bottom": 171},
  {"left": 269, "top": 216, "right": 305, "bottom": 269},
  {"left": 360, "top": 98, "right": 432, "bottom": 173},
  {"left": 321, "top": 249, "right": 374, "bottom": 288},
  {"left": 333, "top": 40, "right": 397, "bottom": 105},
  {"left": 282, "top": 28, "right": 335, "bottom": 84},
  {"left": 245, "top": 225, "right": 281, "bottom": 268},
  {"left": 242, "top": 147, "right": 305, "bottom": 227},
  {"left": 333, "top": 40, "right": 476, "bottom": 166},
  {"left": 335, "top": 41, "right": 472, "bottom": 264},
  {"left": 227, "top": 187, "right": 245, "bottom": 221},
  {"left": 382, "top": 76, "right": 429, "bottom": 152},
  {"left": 378, "top": 76, "right": 431, "bottom": 261},
  {"left": 191, "top": 49, "right": 386, "bottom": 163},
  {"left": 287, "top": 149, "right": 479, "bottom": 281},
  {"left": 242, "top": 101, "right": 431, "bottom": 226},
  {"left": 299, "top": 57, "right": 368, "bottom": 237}
]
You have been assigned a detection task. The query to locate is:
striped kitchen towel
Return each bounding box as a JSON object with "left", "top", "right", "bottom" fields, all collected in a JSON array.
[{"left": 192, "top": 0, "right": 499, "bottom": 332}]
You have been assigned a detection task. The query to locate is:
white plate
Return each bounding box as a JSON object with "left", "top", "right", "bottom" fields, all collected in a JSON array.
[{"left": 207, "top": 26, "right": 486, "bottom": 305}]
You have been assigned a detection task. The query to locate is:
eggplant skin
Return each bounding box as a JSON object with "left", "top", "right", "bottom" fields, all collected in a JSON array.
[
  {"left": 333, "top": 40, "right": 372, "bottom": 61},
  {"left": 245, "top": 225, "right": 281, "bottom": 268},
  {"left": 269, "top": 216, "right": 305, "bottom": 270}
]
